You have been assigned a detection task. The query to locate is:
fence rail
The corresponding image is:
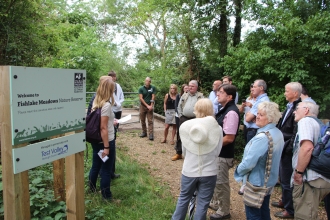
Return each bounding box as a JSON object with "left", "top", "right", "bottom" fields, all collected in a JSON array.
[{"left": 86, "top": 92, "right": 140, "bottom": 109}]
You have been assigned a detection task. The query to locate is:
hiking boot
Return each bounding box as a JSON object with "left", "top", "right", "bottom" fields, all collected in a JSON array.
[
  {"left": 271, "top": 200, "right": 284, "bottom": 208},
  {"left": 139, "top": 132, "right": 147, "bottom": 138},
  {"left": 149, "top": 133, "right": 154, "bottom": 140},
  {"left": 171, "top": 154, "right": 183, "bottom": 161}
]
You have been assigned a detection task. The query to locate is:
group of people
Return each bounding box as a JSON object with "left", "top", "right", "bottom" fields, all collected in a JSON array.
[
  {"left": 150, "top": 77, "right": 328, "bottom": 220},
  {"left": 87, "top": 74, "right": 329, "bottom": 220}
]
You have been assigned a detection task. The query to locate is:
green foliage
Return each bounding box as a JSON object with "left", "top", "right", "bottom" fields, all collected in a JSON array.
[
  {"left": 84, "top": 143, "right": 176, "bottom": 219},
  {"left": 222, "top": 3, "right": 330, "bottom": 117},
  {"left": 0, "top": 164, "right": 66, "bottom": 219}
]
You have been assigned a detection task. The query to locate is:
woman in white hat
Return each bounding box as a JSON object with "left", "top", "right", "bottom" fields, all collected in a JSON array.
[{"left": 172, "top": 98, "right": 223, "bottom": 220}]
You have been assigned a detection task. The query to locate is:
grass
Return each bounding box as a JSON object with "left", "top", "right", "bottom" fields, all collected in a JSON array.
[{"left": 84, "top": 145, "right": 176, "bottom": 219}]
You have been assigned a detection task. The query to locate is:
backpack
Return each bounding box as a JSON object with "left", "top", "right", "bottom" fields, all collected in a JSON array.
[
  {"left": 86, "top": 108, "right": 102, "bottom": 143},
  {"left": 308, "top": 118, "right": 330, "bottom": 179}
]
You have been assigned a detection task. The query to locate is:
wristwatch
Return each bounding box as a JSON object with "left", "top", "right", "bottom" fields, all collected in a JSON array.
[{"left": 295, "top": 169, "right": 304, "bottom": 175}]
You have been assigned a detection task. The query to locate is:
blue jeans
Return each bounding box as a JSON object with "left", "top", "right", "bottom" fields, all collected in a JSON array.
[
  {"left": 172, "top": 174, "right": 217, "bottom": 220},
  {"left": 246, "top": 128, "right": 257, "bottom": 144},
  {"left": 245, "top": 195, "right": 271, "bottom": 220},
  {"left": 279, "top": 153, "right": 294, "bottom": 215},
  {"left": 88, "top": 140, "right": 115, "bottom": 200}
]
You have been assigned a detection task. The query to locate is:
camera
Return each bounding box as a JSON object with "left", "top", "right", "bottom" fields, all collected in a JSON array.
[{"left": 242, "top": 99, "right": 246, "bottom": 103}]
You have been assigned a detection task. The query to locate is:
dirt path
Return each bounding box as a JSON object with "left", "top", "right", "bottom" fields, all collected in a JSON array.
[{"left": 116, "top": 108, "right": 327, "bottom": 219}]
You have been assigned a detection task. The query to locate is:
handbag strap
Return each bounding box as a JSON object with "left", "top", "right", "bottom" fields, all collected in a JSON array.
[{"left": 263, "top": 131, "right": 273, "bottom": 187}]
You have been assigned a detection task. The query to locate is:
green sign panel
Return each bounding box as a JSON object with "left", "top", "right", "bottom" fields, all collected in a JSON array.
[
  {"left": 12, "top": 132, "right": 86, "bottom": 174},
  {"left": 10, "top": 66, "right": 86, "bottom": 145}
]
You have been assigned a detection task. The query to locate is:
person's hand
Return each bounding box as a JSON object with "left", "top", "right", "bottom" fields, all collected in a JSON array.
[
  {"left": 293, "top": 173, "right": 303, "bottom": 185},
  {"left": 113, "top": 119, "right": 118, "bottom": 126},
  {"left": 147, "top": 105, "right": 153, "bottom": 111},
  {"left": 102, "top": 148, "right": 109, "bottom": 157},
  {"left": 246, "top": 102, "right": 252, "bottom": 108}
]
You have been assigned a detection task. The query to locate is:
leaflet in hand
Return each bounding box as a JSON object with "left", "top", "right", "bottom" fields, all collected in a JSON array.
[
  {"left": 118, "top": 114, "right": 131, "bottom": 124},
  {"left": 98, "top": 150, "right": 109, "bottom": 162}
]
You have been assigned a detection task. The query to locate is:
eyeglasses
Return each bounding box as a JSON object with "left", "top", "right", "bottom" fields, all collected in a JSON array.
[{"left": 294, "top": 106, "right": 308, "bottom": 111}]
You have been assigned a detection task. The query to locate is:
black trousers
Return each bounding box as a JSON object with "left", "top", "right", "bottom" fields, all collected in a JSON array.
[
  {"left": 175, "top": 115, "right": 195, "bottom": 154},
  {"left": 112, "top": 111, "right": 122, "bottom": 177}
]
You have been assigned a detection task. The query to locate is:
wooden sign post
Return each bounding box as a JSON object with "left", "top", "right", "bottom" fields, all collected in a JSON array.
[{"left": 0, "top": 66, "right": 86, "bottom": 219}]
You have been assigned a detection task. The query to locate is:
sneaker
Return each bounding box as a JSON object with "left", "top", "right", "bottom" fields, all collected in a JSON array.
[
  {"left": 210, "top": 213, "right": 231, "bottom": 220},
  {"left": 149, "top": 133, "right": 154, "bottom": 140},
  {"left": 139, "top": 132, "right": 147, "bottom": 138},
  {"left": 171, "top": 154, "right": 183, "bottom": 161}
]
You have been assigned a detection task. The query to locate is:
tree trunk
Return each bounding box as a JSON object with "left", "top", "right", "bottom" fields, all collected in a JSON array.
[{"left": 233, "top": 0, "right": 242, "bottom": 47}]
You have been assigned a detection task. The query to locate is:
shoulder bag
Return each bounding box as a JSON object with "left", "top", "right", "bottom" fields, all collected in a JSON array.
[{"left": 243, "top": 131, "right": 273, "bottom": 209}]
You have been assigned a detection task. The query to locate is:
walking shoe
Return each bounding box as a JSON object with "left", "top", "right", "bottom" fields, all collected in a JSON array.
[
  {"left": 171, "top": 154, "right": 183, "bottom": 161},
  {"left": 271, "top": 200, "right": 284, "bottom": 208},
  {"left": 210, "top": 213, "right": 231, "bottom": 220},
  {"left": 139, "top": 132, "right": 147, "bottom": 138},
  {"left": 274, "top": 210, "right": 294, "bottom": 219},
  {"left": 149, "top": 133, "right": 154, "bottom": 140}
]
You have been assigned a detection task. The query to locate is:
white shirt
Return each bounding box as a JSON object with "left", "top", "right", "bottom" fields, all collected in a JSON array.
[{"left": 112, "top": 83, "right": 125, "bottom": 112}]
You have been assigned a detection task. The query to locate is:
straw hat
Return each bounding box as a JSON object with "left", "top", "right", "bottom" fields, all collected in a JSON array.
[{"left": 179, "top": 116, "right": 222, "bottom": 155}]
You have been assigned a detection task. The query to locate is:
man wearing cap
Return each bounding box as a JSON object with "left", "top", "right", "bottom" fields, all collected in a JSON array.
[
  {"left": 210, "top": 84, "right": 240, "bottom": 220},
  {"left": 138, "top": 77, "right": 156, "bottom": 140},
  {"left": 209, "top": 80, "right": 222, "bottom": 115},
  {"left": 244, "top": 79, "right": 270, "bottom": 143},
  {"left": 172, "top": 80, "right": 203, "bottom": 161}
]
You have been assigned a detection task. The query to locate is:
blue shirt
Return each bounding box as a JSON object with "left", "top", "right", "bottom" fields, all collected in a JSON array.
[
  {"left": 234, "top": 123, "right": 284, "bottom": 189},
  {"left": 245, "top": 93, "right": 270, "bottom": 128},
  {"left": 209, "top": 90, "right": 219, "bottom": 115}
]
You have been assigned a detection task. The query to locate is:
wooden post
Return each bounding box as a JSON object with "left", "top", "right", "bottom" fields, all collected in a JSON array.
[
  {"left": 53, "top": 158, "right": 65, "bottom": 201},
  {"left": 65, "top": 149, "right": 85, "bottom": 220},
  {"left": 0, "top": 66, "right": 31, "bottom": 219}
]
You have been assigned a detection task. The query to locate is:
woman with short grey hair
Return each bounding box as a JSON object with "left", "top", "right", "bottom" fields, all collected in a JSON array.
[{"left": 234, "top": 101, "right": 284, "bottom": 220}]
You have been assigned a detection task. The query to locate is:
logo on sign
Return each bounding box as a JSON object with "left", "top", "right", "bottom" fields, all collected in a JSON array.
[
  {"left": 74, "top": 73, "right": 83, "bottom": 93},
  {"left": 42, "top": 144, "right": 69, "bottom": 160}
]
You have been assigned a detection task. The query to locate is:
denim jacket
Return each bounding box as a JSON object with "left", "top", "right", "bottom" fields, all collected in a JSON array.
[{"left": 234, "top": 123, "right": 284, "bottom": 188}]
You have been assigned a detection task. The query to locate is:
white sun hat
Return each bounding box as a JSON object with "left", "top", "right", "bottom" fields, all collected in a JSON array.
[{"left": 179, "top": 116, "right": 222, "bottom": 155}]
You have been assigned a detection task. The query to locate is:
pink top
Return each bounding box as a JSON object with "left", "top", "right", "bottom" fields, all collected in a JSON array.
[{"left": 223, "top": 110, "right": 239, "bottom": 135}]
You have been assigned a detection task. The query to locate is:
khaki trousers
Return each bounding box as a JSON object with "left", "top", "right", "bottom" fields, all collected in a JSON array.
[
  {"left": 293, "top": 178, "right": 330, "bottom": 220},
  {"left": 210, "top": 157, "right": 234, "bottom": 216},
  {"left": 139, "top": 104, "right": 153, "bottom": 134}
]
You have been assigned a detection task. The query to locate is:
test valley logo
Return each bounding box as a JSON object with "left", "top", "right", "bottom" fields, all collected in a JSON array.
[{"left": 42, "top": 144, "right": 69, "bottom": 160}]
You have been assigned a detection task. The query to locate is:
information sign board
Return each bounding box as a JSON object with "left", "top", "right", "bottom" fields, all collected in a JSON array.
[{"left": 10, "top": 66, "right": 86, "bottom": 145}]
